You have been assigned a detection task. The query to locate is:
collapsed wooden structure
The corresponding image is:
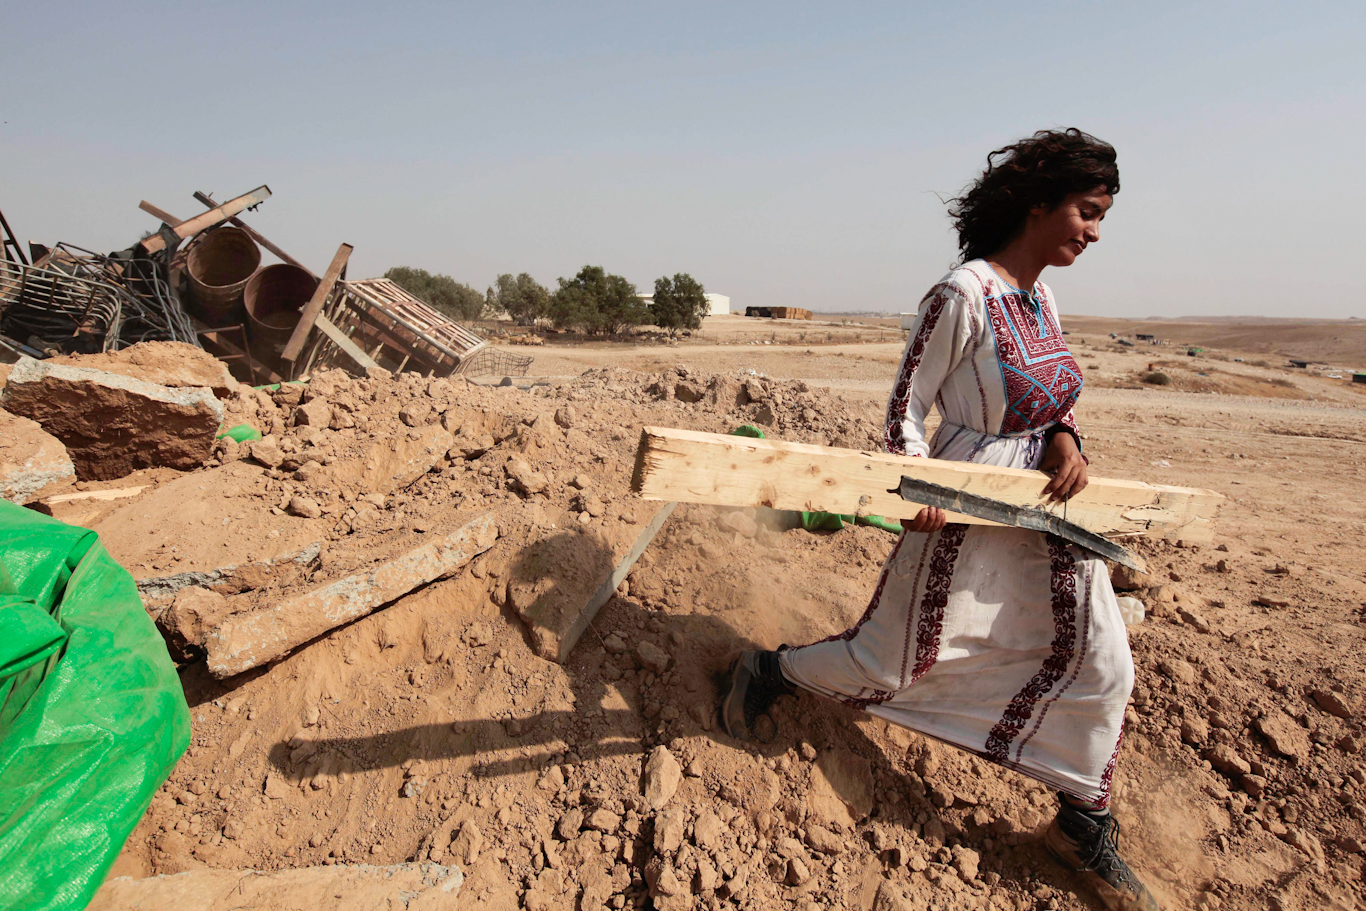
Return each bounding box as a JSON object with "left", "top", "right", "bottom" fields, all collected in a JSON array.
[{"left": 632, "top": 426, "right": 1224, "bottom": 544}]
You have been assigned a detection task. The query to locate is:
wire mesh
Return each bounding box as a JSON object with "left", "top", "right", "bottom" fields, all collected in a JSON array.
[{"left": 455, "top": 346, "right": 534, "bottom": 377}]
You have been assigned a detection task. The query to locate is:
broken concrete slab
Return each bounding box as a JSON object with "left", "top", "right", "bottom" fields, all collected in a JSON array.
[
  {"left": 48, "top": 341, "right": 236, "bottom": 398},
  {"left": 88, "top": 862, "right": 463, "bottom": 911},
  {"left": 506, "top": 501, "right": 675, "bottom": 663},
  {"left": 204, "top": 514, "right": 498, "bottom": 678},
  {"left": 348, "top": 424, "right": 453, "bottom": 495},
  {"left": 0, "top": 408, "right": 75, "bottom": 503},
  {"left": 1, "top": 357, "right": 224, "bottom": 481}
]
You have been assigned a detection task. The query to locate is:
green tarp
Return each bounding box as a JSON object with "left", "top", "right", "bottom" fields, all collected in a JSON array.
[{"left": 0, "top": 501, "right": 190, "bottom": 911}]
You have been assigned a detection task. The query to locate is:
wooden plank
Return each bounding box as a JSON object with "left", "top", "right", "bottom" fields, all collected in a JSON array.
[
  {"left": 42, "top": 486, "right": 147, "bottom": 506},
  {"left": 631, "top": 426, "right": 1224, "bottom": 543},
  {"left": 194, "top": 191, "right": 311, "bottom": 273},
  {"left": 138, "top": 186, "right": 271, "bottom": 254},
  {"left": 138, "top": 201, "right": 182, "bottom": 226},
  {"left": 280, "top": 242, "right": 352, "bottom": 369},
  {"left": 314, "top": 313, "right": 387, "bottom": 375}
]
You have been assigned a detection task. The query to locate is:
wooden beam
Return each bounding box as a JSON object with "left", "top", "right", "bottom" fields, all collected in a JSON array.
[
  {"left": 314, "top": 314, "right": 387, "bottom": 376},
  {"left": 138, "top": 185, "right": 271, "bottom": 254},
  {"left": 193, "top": 191, "right": 311, "bottom": 274},
  {"left": 280, "top": 242, "right": 352, "bottom": 370},
  {"left": 138, "top": 200, "right": 182, "bottom": 226},
  {"left": 632, "top": 427, "right": 1224, "bottom": 543}
]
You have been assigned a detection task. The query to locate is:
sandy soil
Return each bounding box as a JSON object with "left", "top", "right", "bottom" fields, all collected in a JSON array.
[{"left": 39, "top": 316, "right": 1366, "bottom": 911}]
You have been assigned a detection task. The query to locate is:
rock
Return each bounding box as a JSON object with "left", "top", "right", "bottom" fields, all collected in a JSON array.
[
  {"left": 1180, "top": 716, "right": 1210, "bottom": 747},
  {"left": 576, "top": 492, "right": 606, "bottom": 517},
  {"left": 695, "top": 856, "right": 720, "bottom": 893},
  {"left": 1311, "top": 689, "right": 1354, "bottom": 719},
  {"left": 249, "top": 437, "right": 285, "bottom": 468},
  {"left": 1240, "top": 774, "right": 1268, "bottom": 798},
  {"left": 602, "top": 633, "right": 628, "bottom": 655},
  {"left": 163, "top": 587, "right": 233, "bottom": 649},
  {"left": 786, "top": 856, "right": 811, "bottom": 885},
  {"left": 570, "top": 473, "right": 591, "bottom": 490},
  {"left": 654, "top": 806, "right": 686, "bottom": 853},
  {"left": 0, "top": 408, "right": 75, "bottom": 503},
  {"left": 1282, "top": 827, "right": 1325, "bottom": 872},
  {"left": 753, "top": 403, "right": 777, "bottom": 426},
  {"left": 585, "top": 808, "right": 621, "bottom": 833},
  {"left": 399, "top": 400, "right": 432, "bottom": 427},
  {"left": 741, "top": 379, "right": 766, "bottom": 404},
  {"left": 504, "top": 457, "right": 548, "bottom": 495},
  {"left": 1110, "top": 563, "right": 1149, "bottom": 592},
  {"left": 287, "top": 496, "right": 322, "bottom": 519},
  {"left": 673, "top": 382, "right": 705, "bottom": 404},
  {"left": 554, "top": 405, "right": 575, "bottom": 428},
  {"left": 873, "top": 879, "right": 914, "bottom": 911},
  {"left": 1157, "top": 658, "right": 1197, "bottom": 687},
  {"left": 646, "top": 859, "right": 685, "bottom": 897},
  {"left": 805, "top": 748, "right": 873, "bottom": 830},
  {"left": 556, "top": 808, "right": 584, "bottom": 840},
  {"left": 294, "top": 397, "right": 332, "bottom": 427},
  {"left": 360, "top": 425, "right": 453, "bottom": 495},
  {"left": 1256, "top": 711, "right": 1310, "bottom": 759},
  {"left": 804, "top": 824, "right": 846, "bottom": 855},
  {"left": 643, "top": 746, "right": 682, "bottom": 809},
  {"left": 691, "top": 809, "right": 723, "bottom": 849},
  {"left": 450, "top": 820, "right": 482, "bottom": 865},
  {"left": 1335, "top": 834, "right": 1365, "bottom": 854},
  {"left": 1, "top": 357, "right": 223, "bottom": 481},
  {"left": 636, "top": 641, "right": 671, "bottom": 674},
  {"left": 717, "top": 510, "right": 759, "bottom": 538},
  {"left": 952, "top": 846, "right": 980, "bottom": 880},
  {"left": 47, "top": 341, "right": 235, "bottom": 397},
  {"left": 1216, "top": 558, "right": 1230, "bottom": 573},
  {"left": 1207, "top": 744, "right": 1252, "bottom": 777},
  {"left": 1177, "top": 606, "right": 1211, "bottom": 633}
]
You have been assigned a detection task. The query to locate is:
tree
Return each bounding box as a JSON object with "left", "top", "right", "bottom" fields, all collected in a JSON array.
[
  {"left": 384, "top": 266, "right": 486, "bottom": 321},
  {"left": 548, "top": 265, "right": 648, "bottom": 335},
  {"left": 651, "top": 273, "right": 709, "bottom": 336},
  {"left": 486, "top": 273, "right": 550, "bottom": 326}
]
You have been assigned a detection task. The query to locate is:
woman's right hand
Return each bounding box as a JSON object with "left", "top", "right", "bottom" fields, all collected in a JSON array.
[{"left": 903, "top": 506, "right": 947, "bottom": 534}]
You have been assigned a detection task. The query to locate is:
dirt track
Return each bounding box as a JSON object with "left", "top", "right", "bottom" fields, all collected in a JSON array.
[{"left": 70, "top": 315, "right": 1366, "bottom": 911}]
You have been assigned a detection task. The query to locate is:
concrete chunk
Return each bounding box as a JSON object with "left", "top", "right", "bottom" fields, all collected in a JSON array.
[
  {"left": 204, "top": 515, "right": 498, "bottom": 677},
  {"left": 48, "top": 341, "right": 236, "bottom": 398},
  {"left": 1, "top": 357, "right": 223, "bottom": 481},
  {"left": 0, "top": 408, "right": 75, "bottom": 503}
]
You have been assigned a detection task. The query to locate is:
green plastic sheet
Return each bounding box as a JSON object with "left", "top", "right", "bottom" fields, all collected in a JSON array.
[{"left": 0, "top": 501, "right": 190, "bottom": 911}]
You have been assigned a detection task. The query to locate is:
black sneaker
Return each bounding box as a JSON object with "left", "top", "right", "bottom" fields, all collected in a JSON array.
[
  {"left": 1044, "top": 799, "right": 1160, "bottom": 911},
  {"left": 719, "top": 649, "right": 796, "bottom": 742}
]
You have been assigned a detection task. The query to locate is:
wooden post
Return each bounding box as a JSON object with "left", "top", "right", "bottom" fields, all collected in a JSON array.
[
  {"left": 279, "top": 242, "right": 352, "bottom": 373},
  {"left": 137, "top": 186, "right": 271, "bottom": 254},
  {"left": 193, "top": 190, "right": 312, "bottom": 274},
  {"left": 632, "top": 426, "right": 1224, "bottom": 543}
]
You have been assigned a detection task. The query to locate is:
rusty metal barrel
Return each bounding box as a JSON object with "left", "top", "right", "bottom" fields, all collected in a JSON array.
[
  {"left": 185, "top": 227, "right": 261, "bottom": 324},
  {"left": 243, "top": 264, "right": 318, "bottom": 366}
]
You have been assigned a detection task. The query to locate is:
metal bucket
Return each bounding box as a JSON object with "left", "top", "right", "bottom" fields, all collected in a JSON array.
[
  {"left": 186, "top": 227, "right": 260, "bottom": 325},
  {"left": 243, "top": 264, "right": 318, "bottom": 366}
]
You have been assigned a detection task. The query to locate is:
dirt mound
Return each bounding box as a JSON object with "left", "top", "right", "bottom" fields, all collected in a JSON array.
[{"left": 72, "top": 360, "right": 1365, "bottom": 911}]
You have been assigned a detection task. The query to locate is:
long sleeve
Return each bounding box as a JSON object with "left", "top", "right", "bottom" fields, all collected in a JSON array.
[{"left": 884, "top": 282, "right": 974, "bottom": 457}]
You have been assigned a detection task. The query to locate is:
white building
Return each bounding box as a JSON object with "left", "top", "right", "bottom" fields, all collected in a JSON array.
[{"left": 638, "top": 292, "right": 731, "bottom": 316}]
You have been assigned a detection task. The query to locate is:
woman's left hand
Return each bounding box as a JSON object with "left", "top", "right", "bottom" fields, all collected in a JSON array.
[{"left": 1039, "top": 432, "right": 1088, "bottom": 504}]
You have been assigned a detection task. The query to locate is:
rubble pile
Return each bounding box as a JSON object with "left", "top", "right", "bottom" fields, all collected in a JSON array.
[{"left": 2, "top": 345, "right": 1361, "bottom": 911}]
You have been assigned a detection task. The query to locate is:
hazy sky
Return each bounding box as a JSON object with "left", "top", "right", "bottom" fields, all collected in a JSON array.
[{"left": 3, "top": 2, "right": 1362, "bottom": 317}]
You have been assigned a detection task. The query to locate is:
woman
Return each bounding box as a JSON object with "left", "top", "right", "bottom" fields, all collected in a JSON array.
[{"left": 721, "top": 129, "right": 1157, "bottom": 911}]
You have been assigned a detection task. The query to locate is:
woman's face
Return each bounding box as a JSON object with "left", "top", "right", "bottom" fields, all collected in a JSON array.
[{"left": 1027, "top": 187, "right": 1112, "bottom": 268}]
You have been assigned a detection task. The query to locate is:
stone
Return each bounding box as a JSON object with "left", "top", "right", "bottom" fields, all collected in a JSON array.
[
  {"left": 287, "top": 496, "right": 322, "bottom": 519},
  {"left": 1177, "top": 606, "right": 1212, "bottom": 633},
  {"left": 504, "top": 457, "right": 548, "bottom": 495},
  {"left": 557, "top": 808, "right": 584, "bottom": 840},
  {"left": 1256, "top": 711, "right": 1310, "bottom": 759},
  {"left": 249, "top": 438, "right": 285, "bottom": 469},
  {"left": 646, "top": 859, "right": 684, "bottom": 897},
  {"left": 1110, "top": 563, "right": 1149, "bottom": 592},
  {"left": 577, "top": 492, "right": 606, "bottom": 517},
  {"left": 643, "top": 746, "right": 682, "bottom": 809},
  {"left": 1240, "top": 774, "right": 1268, "bottom": 798},
  {"left": 805, "top": 748, "right": 873, "bottom": 830},
  {"left": 804, "top": 824, "right": 845, "bottom": 855},
  {"left": 1180, "top": 716, "right": 1210, "bottom": 747},
  {"left": 602, "top": 633, "right": 628, "bottom": 655},
  {"left": 0, "top": 408, "right": 74, "bottom": 503},
  {"left": 673, "top": 382, "right": 705, "bottom": 404},
  {"left": 1310, "top": 689, "right": 1354, "bottom": 719},
  {"left": 585, "top": 808, "right": 621, "bottom": 833},
  {"left": 47, "top": 341, "right": 235, "bottom": 397},
  {"left": 399, "top": 400, "right": 432, "bottom": 427},
  {"left": 654, "top": 806, "right": 686, "bottom": 853},
  {"left": 786, "top": 856, "right": 811, "bottom": 885},
  {"left": 554, "top": 405, "right": 575, "bottom": 428},
  {"left": 695, "top": 856, "right": 720, "bottom": 893},
  {"left": 360, "top": 425, "right": 453, "bottom": 495},
  {"left": 692, "top": 809, "right": 723, "bottom": 850},
  {"left": 294, "top": 397, "right": 332, "bottom": 427},
  {"left": 450, "top": 820, "right": 482, "bottom": 865},
  {"left": 636, "top": 641, "right": 671, "bottom": 674},
  {"left": 205, "top": 515, "right": 498, "bottom": 677},
  {"left": 952, "top": 846, "right": 980, "bottom": 880},
  {"left": 873, "top": 879, "right": 914, "bottom": 911},
  {"left": 163, "top": 587, "right": 232, "bottom": 649},
  {"left": 717, "top": 510, "right": 759, "bottom": 538},
  {"left": 1, "top": 357, "right": 223, "bottom": 481},
  {"left": 1207, "top": 744, "right": 1252, "bottom": 777},
  {"left": 1157, "top": 658, "right": 1197, "bottom": 687}
]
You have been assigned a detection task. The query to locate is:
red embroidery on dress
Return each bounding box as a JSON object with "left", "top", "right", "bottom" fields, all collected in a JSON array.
[
  {"left": 1016, "top": 560, "right": 1091, "bottom": 762},
  {"left": 982, "top": 536, "right": 1078, "bottom": 762},
  {"left": 1096, "top": 721, "right": 1125, "bottom": 810},
  {"left": 885, "top": 284, "right": 956, "bottom": 454},
  {"left": 841, "top": 523, "right": 966, "bottom": 709}
]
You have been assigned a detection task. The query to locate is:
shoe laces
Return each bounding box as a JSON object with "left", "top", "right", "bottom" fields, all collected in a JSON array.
[{"left": 1075, "top": 816, "right": 1140, "bottom": 888}]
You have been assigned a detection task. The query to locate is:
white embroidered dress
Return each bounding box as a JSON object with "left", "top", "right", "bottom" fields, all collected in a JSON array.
[{"left": 779, "top": 260, "right": 1132, "bottom": 806}]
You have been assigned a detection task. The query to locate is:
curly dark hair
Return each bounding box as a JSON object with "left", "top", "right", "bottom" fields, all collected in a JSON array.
[{"left": 948, "top": 128, "right": 1119, "bottom": 263}]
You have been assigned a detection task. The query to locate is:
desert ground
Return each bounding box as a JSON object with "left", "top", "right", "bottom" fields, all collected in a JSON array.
[{"left": 62, "top": 311, "right": 1366, "bottom": 910}]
